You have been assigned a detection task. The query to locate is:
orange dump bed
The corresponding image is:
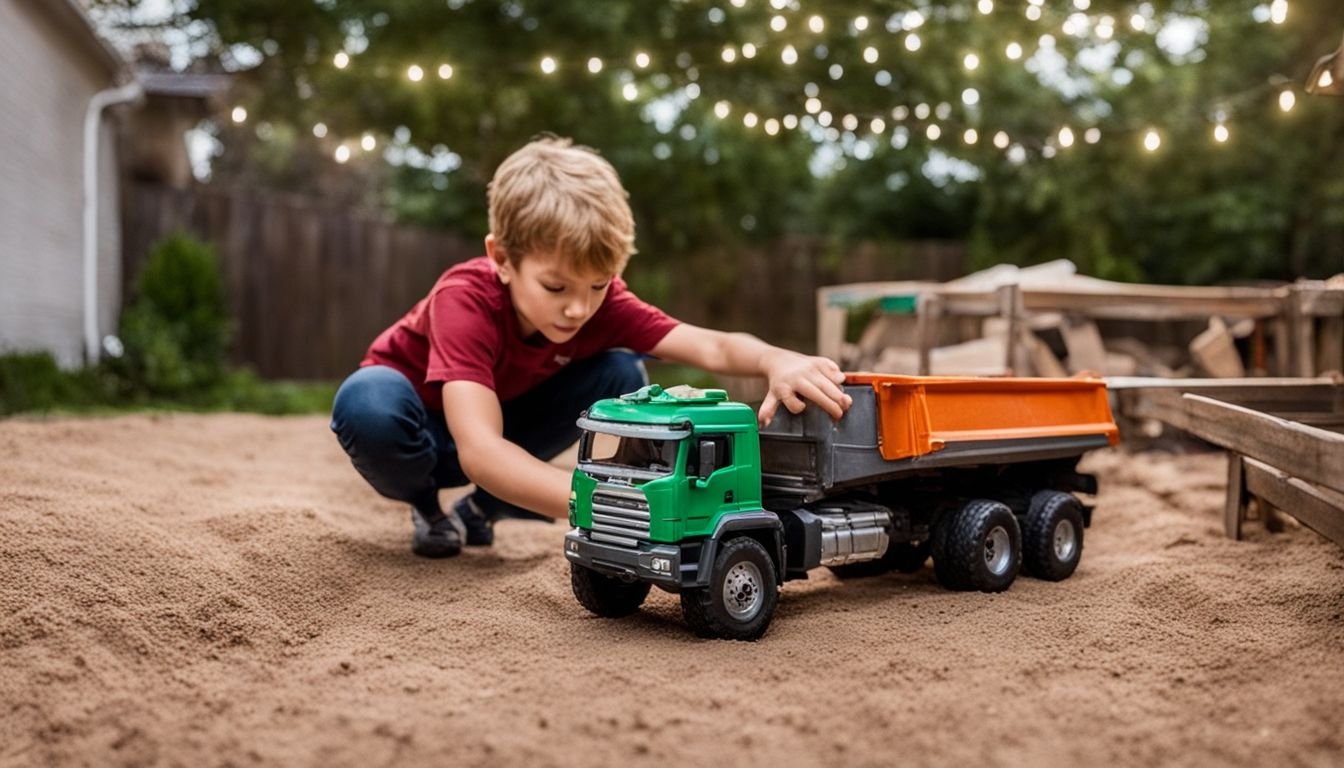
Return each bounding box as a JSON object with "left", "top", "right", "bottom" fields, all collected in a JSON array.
[{"left": 846, "top": 373, "right": 1120, "bottom": 462}]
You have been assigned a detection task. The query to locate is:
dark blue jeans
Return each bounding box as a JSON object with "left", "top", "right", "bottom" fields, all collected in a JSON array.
[{"left": 330, "top": 351, "right": 647, "bottom": 520}]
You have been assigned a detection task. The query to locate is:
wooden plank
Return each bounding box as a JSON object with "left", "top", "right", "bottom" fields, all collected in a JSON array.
[
  {"left": 1181, "top": 394, "right": 1344, "bottom": 496},
  {"left": 915, "top": 292, "right": 943, "bottom": 376},
  {"left": 1318, "top": 317, "right": 1343, "bottom": 374},
  {"left": 1244, "top": 457, "right": 1344, "bottom": 546},
  {"left": 1189, "top": 317, "right": 1246, "bottom": 378},
  {"left": 1290, "top": 288, "right": 1316, "bottom": 377},
  {"left": 1225, "top": 453, "right": 1247, "bottom": 540},
  {"left": 1060, "top": 316, "right": 1107, "bottom": 374},
  {"left": 997, "top": 284, "right": 1022, "bottom": 375},
  {"left": 817, "top": 301, "right": 847, "bottom": 363}
]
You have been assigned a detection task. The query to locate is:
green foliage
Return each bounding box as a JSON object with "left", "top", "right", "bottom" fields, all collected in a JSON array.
[
  {"left": 112, "top": 233, "right": 232, "bottom": 397},
  {"left": 105, "top": 0, "right": 1344, "bottom": 287},
  {"left": 0, "top": 353, "right": 114, "bottom": 415},
  {"left": 0, "top": 351, "right": 336, "bottom": 417}
]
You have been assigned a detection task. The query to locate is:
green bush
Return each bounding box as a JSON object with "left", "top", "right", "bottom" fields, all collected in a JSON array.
[
  {"left": 112, "top": 232, "right": 232, "bottom": 396},
  {"left": 0, "top": 352, "right": 114, "bottom": 415}
]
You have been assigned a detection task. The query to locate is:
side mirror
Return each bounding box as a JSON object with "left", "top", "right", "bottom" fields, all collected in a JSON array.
[{"left": 697, "top": 439, "right": 717, "bottom": 480}]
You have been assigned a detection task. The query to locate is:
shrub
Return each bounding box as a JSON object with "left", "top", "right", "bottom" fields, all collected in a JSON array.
[{"left": 112, "top": 233, "right": 232, "bottom": 396}]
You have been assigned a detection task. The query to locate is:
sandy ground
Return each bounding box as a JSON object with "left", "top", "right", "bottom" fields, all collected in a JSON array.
[{"left": 1, "top": 412, "right": 1342, "bottom": 768}]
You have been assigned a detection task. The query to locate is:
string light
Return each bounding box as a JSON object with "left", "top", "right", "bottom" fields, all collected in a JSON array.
[
  {"left": 231, "top": 106, "right": 247, "bottom": 123},
  {"left": 334, "top": 144, "right": 350, "bottom": 163},
  {"left": 1320, "top": 70, "right": 1335, "bottom": 90},
  {"left": 1269, "top": 0, "right": 1287, "bottom": 25},
  {"left": 293, "top": 4, "right": 1302, "bottom": 168}
]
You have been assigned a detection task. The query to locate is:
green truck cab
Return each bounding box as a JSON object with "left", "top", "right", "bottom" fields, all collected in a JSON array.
[
  {"left": 564, "top": 384, "right": 783, "bottom": 640},
  {"left": 565, "top": 378, "right": 1118, "bottom": 640}
]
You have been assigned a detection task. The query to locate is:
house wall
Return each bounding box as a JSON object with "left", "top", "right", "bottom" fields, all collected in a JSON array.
[{"left": 0, "top": 2, "right": 123, "bottom": 368}]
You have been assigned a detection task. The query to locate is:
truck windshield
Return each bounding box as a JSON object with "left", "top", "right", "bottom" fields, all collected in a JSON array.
[{"left": 580, "top": 431, "right": 680, "bottom": 475}]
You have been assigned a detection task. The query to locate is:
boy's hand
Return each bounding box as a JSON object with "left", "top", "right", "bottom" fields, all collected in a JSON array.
[{"left": 758, "top": 351, "right": 851, "bottom": 427}]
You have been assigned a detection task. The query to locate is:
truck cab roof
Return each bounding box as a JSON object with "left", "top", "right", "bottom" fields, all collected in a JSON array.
[{"left": 583, "top": 384, "right": 757, "bottom": 432}]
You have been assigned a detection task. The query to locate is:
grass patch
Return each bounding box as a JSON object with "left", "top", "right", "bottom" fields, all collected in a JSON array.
[{"left": 0, "top": 352, "right": 335, "bottom": 418}]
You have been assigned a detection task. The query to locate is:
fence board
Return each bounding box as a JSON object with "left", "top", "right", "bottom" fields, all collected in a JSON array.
[
  {"left": 1244, "top": 457, "right": 1344, "bottom": 546},
  {"left": 1181, "top": 394, "right": 1344, "bottom": 497}
]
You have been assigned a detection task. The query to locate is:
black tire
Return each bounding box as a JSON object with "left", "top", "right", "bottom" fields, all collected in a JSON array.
[
  {"left": 1023, "top": 490, "right": 1085, "bottom": 581},
  {"left": 828, "top": 540, "right": 932, "bottom": 578},
  {"left": 934, "top": 499, "right": 1021, "bottom": 593},
  {"left": 680, "top": 537, "right": 779, "bottom": 640},
  {"left": 570, "top": 564, "right": 651, "bottom": 618},
  {"left": 931, "top": 512, "right": 967, "bottom": 591}
]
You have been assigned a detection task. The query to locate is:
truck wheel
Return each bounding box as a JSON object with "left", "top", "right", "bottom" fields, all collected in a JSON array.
[
  {"left": 1023, "top": 491, "right": 1085, "bottom": 581},
  {"left": 934, "top": 499, "right": 1021, "bottom": 593},
  {"left": 570, "top": 564, "right": 651, "bottom": 618},
  {"left": 680, "top": 537, "right": 779, "bottom": 640},
  {"left": 829, "top": 541, "right": 931, "bottom": 578}
]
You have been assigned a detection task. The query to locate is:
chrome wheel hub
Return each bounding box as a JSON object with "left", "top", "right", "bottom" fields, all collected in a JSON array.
[
  {"left": 984, "top": 525, "right": 1012, "bottom": 576},
  {"left": 722, "top": 561, "right": 764, "bottom": 620}
]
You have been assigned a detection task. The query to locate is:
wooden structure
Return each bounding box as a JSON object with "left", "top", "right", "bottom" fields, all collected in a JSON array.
[
  {"left": 818, "top": 278, "right": 1344, "bottom": 379},
  {"left": 1111, "top": 378, "right": 1344, "bottom": 547}
]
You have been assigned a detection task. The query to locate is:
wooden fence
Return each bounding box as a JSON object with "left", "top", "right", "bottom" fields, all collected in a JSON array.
[
  {"left": 123, "top": 182, "right": 965, "bottom": 379},
  {"left": 1111, "top": 379, "right": 1344, "bottom": 546},
  {"left": 124, "top": 182, "right": 481, "bottom": 379}
]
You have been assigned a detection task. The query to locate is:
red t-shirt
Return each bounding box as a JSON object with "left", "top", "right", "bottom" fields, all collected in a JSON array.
[{"left": 361, "top": 257, "right": 679, "bottom": 409}]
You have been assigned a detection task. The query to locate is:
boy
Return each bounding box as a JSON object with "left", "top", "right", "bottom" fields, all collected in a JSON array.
[{"left": 331, "top": 137, "right": 851, "bottom": 558}]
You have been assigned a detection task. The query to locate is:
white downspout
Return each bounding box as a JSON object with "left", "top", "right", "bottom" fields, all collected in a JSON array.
[{"left": 83, "top": 80, "right": 143, "bottom": 365}]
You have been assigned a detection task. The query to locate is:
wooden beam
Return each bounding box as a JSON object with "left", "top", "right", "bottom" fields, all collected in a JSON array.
[
  {"left": 1181, "top": 395, "right": 1344, "bottom": 497},
  {"left": 915, "top": 292, "right": 943, "bottom": 376},
  {"left": 1225, "top": 453, "right": 1247, "bottom": 540},
  {"left": 1244, "top": 457, "right": 1344, "bottom": 546}
]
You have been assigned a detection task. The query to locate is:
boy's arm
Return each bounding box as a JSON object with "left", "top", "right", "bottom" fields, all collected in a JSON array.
[
  {"left": 440, "top": 380, "right": 572, "bottom": 519},
  {"left": 650, "top": 324, "right": 852, "bottom": 426}
]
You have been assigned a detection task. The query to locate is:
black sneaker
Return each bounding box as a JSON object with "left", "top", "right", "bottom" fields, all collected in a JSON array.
[
  {"left": 453, "top": 496, "right": 495, "bottom": 547},
  {"left": 410, "top": 505, "right": 465, "bottom": 558}
]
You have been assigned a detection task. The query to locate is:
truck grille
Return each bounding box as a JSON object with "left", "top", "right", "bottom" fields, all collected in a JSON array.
[{"left": 589, "top": 486, "right": 650, "bottom": 548}]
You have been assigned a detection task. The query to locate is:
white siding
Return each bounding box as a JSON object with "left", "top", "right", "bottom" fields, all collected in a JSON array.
[{"left": 0, "top": 2, "right": 122, "bottom": 368}]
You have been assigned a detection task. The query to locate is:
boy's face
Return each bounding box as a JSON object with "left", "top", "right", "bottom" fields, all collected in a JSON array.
[{"left": 488, "top": 236, "right": 615, "bottom": 344}]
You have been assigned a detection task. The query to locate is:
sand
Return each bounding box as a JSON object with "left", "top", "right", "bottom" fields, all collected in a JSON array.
[{"left": 1, "top": 412, "right": 1342, "bottom": 767}]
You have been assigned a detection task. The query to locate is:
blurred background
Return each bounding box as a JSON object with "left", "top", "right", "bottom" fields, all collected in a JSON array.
[{"left": 2, "top": 0, "right": 1343, "bottom": 412}]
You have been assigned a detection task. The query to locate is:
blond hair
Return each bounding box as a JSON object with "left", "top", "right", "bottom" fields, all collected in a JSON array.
[{"left": 487, "top": 136, "right": 637, "bottom": 275}]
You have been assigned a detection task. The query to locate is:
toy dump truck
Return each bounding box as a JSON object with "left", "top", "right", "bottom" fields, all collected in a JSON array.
[{"left": 564, "top": 374, "right": 1119, "bottom": 640}]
